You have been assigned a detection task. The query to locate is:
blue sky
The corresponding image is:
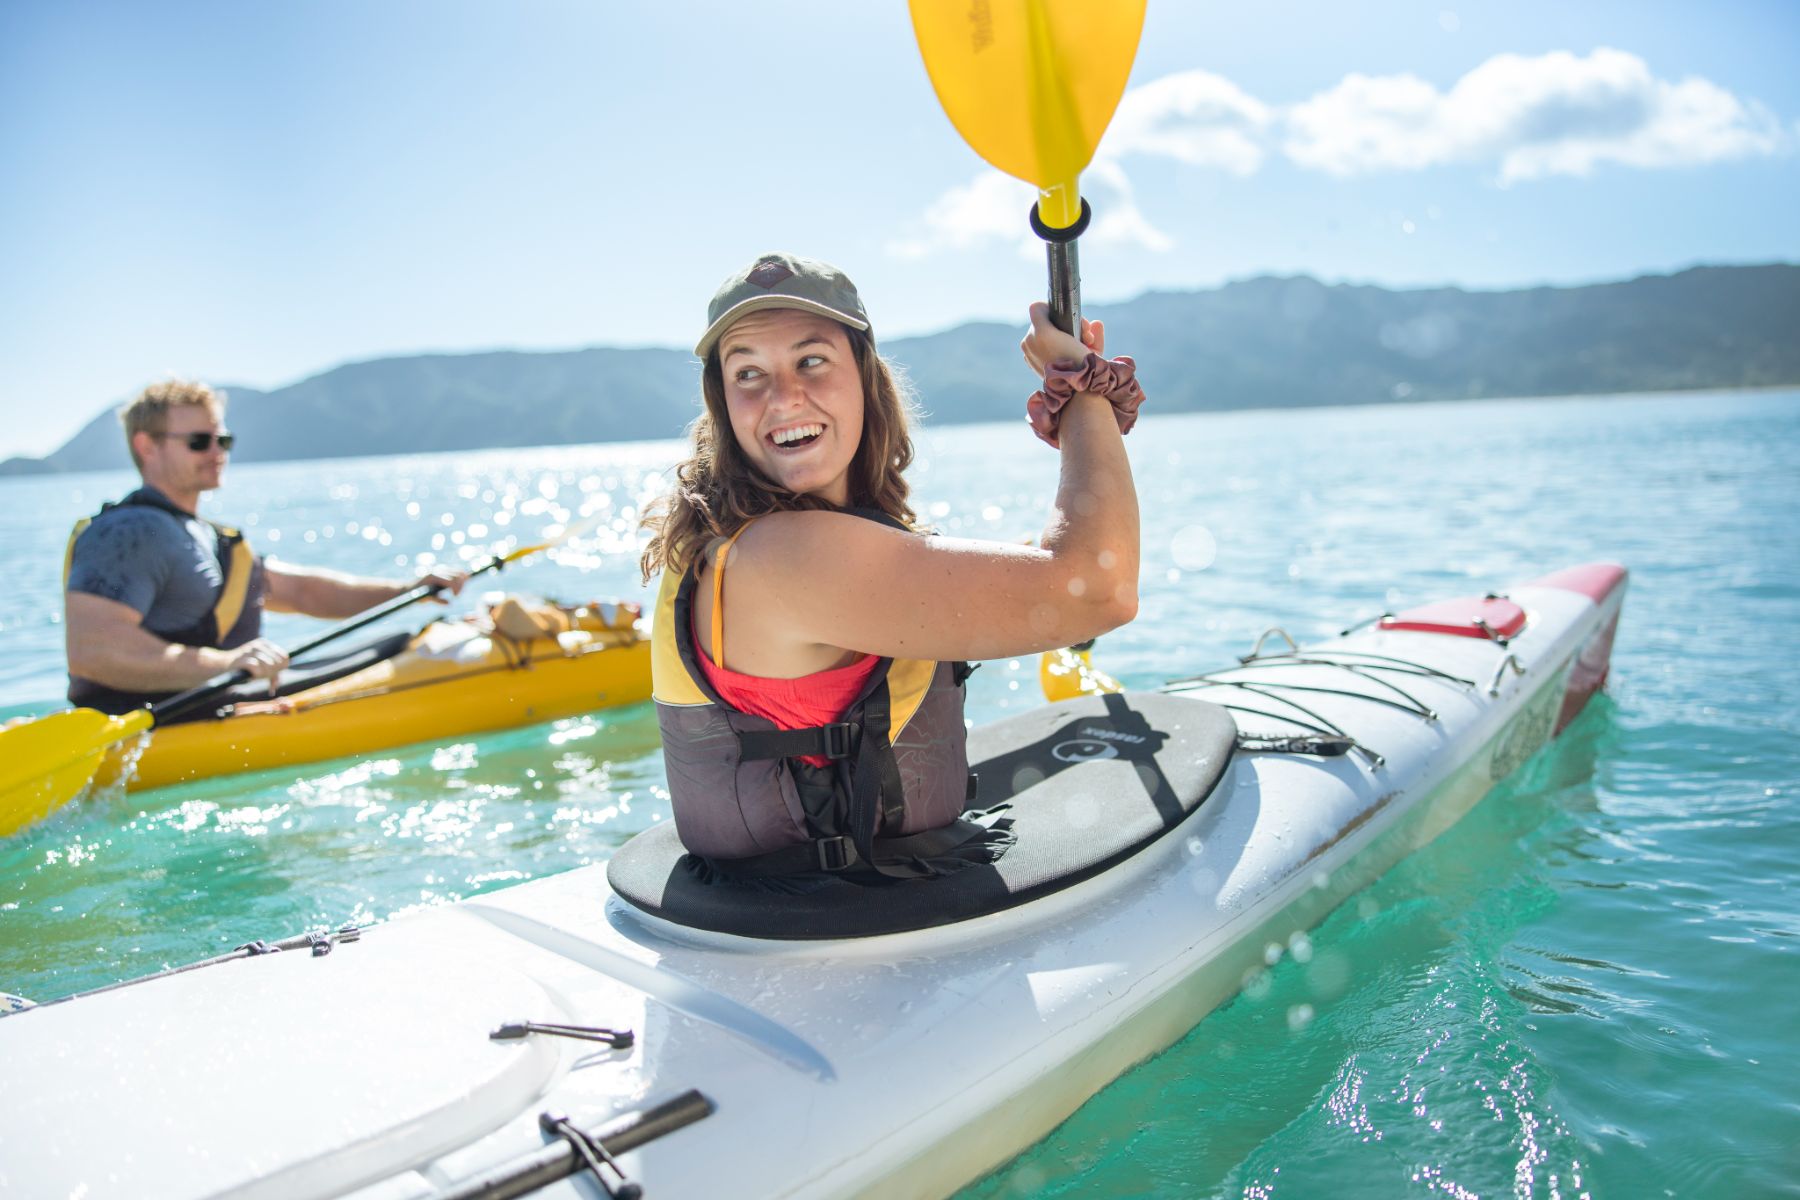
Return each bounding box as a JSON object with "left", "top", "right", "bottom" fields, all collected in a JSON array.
[{"left": 2, "top": 0, "right": 1795, "bottom": 458}]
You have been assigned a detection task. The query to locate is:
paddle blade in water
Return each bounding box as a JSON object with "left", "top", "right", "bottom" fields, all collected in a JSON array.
[
  {"left": 910, "top": 0, "right": 1146, "bottom": 228},
  {"left": 0, "top": 709, "right": 150, "bottom": 836}
]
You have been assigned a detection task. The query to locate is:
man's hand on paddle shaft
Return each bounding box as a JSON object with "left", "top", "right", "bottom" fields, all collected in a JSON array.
[
  {"left": 414, "top": 567, "right": 470, "bottom": 605},
  {"left": 223, "top": 638, "right": 291, "bottom": 689}
]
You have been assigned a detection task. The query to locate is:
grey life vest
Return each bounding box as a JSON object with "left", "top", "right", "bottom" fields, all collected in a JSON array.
[
  {"left": 64, "top": 488, "right": 266, "bottom": 713},
  {"left": 650, "top": 512, "right": 1008, "bottom": 882}
]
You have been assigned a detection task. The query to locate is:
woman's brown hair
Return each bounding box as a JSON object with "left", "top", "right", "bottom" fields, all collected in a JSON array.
[{"left": 641, "top": 324, "right": 917, "bottom": 581}]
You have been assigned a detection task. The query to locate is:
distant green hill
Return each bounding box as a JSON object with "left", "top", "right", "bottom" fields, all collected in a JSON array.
[{"left": 5, "top": 263, "right": 1795, "bottom": 477}]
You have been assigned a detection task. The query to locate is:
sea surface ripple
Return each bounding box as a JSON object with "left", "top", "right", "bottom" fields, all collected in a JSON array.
[{"left": 2, "top": 389, "right": 1796, "bottom": 1198}]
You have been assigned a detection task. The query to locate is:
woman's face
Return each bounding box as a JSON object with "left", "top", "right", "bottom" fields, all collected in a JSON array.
[{"left": 718, "top": 309, "right": 866, "bottom": 507}]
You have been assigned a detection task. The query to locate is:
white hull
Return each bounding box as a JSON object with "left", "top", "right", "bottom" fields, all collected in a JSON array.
[{"left": 0, "top": 567, "right": 1626, "bottom": 1200}]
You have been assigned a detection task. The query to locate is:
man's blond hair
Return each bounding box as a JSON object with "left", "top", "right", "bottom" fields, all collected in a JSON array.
[{"left": 119, "top": 380, "right": 225, "bottom": 469}]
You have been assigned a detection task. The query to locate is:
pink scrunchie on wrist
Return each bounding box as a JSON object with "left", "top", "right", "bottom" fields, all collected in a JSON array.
[{"left": 1026, "top": 352, "right": 1146, "bottom": 449}]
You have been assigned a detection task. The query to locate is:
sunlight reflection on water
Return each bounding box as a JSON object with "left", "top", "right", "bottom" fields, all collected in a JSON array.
[{"left": 2, "top": 393, "right": 1798, "bottom": 1197}]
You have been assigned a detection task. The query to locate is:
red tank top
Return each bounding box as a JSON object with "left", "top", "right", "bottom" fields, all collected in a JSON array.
[{"left": 694, "top": 528, "right": 880, "bottom": 767}]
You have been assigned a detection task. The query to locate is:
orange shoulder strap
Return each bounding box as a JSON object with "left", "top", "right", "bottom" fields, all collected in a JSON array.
[{"left": 709, "top": 522, "right": 754, "bottom": 666}]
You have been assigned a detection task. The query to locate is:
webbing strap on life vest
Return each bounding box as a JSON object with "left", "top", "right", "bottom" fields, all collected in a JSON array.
[
  {"left": 737, "top": 722, "right": 858, "bottom": 761},
  {"left": 841, "top": 677, "right": 918, "bottom": 878},
  {"left": 869, "top": 693, "right": 906, "bottom": 834},
  {"left": 701, "top": 814, "right": 1006, "bottom": 881}
]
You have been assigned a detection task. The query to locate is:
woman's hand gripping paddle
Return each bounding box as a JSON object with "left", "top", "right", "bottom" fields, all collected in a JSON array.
[
  {"left": 0, "top": 511, "right": 609, "bottom": 837},
  {"left": 910, "top": 0, "right": 1146, "bottom": 335}
]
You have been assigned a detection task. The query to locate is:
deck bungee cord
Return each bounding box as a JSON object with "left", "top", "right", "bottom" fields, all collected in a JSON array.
[{"left": 1163, "top": 621, "right": 1529, "bottom": 767}]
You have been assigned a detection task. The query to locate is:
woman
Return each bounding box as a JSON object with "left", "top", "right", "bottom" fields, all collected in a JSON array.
[{"left": 642, "top": 252, "right": 1144, "bottom": 884}]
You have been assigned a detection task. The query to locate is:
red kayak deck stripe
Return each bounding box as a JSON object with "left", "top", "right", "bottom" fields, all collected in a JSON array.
[
  {"left": 1381, "top": 596, "right": 1527, "bottom": 640},
  {"left": 1524, "top": 562, "right": 1629, "bottom": 604}
]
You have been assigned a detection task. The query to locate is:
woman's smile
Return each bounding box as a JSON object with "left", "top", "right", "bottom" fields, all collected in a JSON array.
[{"left": 768, "top": 421, "right": 825, "bottom": 449}]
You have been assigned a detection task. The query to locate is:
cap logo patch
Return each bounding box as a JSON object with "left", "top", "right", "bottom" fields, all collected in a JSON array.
[{"left": 747, "top": 261, "right": 794, "bottom": 290}]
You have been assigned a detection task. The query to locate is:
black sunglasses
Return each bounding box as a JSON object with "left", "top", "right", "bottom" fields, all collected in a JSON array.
[{"left": 155, "top": 430, "right": 235, "bottom": 452}]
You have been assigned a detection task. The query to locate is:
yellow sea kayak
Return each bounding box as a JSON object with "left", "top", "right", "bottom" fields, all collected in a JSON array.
[{"left": 98, "top": 597, "right": 651, "bottom": 793}]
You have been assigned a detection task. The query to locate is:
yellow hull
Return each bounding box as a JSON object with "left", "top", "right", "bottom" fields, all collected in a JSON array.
[{"left": 102, "top": 604, "right": 652, "bottom": 794}]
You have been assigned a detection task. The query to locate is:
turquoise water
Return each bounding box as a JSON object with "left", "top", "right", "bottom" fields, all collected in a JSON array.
[{"left": 3, "top": 390, "right": 1797, "bottom": 1197}]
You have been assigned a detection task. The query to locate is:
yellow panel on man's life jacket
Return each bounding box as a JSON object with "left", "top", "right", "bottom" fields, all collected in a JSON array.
[
  {"left": 61, "top": 518, "right": 93, "bottom": 589},
  {"left": 63, "top": 511, "right": 256, "bottom": 640},
  {"left": 209, "top": 532, "right": 255, "bottom": 639}
]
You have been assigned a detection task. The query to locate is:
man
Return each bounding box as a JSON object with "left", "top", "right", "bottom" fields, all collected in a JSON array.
[{"left": 64, "top": 379, "right": 467, "bottom": 713}]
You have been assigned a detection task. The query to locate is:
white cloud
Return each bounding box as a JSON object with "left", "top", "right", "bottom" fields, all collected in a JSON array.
[
  {"left": 1098, "top": 69, "right": 1272, "bottom": 176},
  {"left": 886, "top": 171, "right": 1037, "bottom": 259},
  {"left": 892, "top": 48, "right": 1789, "bottom": 257},
  {"left": 888, "top": 159, "right": 1172, "bottom": 259},
  {"left": 892, "top": 69, "right": 1259, "bottom": 258},
  {"left": 1081, "top": 158, "right": 1175, "bottom": 252},
  {"left": 1284, "top": 47, "right": 1788, "bottom": 182}
]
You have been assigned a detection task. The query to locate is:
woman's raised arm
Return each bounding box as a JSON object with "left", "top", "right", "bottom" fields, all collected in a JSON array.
[{"left": 718, "top": 307, "right": 1140, "bottom": 668}]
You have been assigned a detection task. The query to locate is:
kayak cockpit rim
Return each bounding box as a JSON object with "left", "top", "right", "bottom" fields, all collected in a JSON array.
[{"left": 608, "top": 693, "right": 1238, "bottom": 942}]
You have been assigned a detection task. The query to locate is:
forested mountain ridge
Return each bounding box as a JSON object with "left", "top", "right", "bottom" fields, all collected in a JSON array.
[{"left": 6, "top": 264, "right": 1794, "bottom": 476}]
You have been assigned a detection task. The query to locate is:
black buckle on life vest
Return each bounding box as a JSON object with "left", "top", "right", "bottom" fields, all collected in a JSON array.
[
  {"left": 735, "top": 721, "right": 860, "bottom": 763},
  {"left": 822, "top": 722, "right": 855, "bottom": 760},
  {"left": 814, "top": 836, "right": 855, "bottom": 872}
]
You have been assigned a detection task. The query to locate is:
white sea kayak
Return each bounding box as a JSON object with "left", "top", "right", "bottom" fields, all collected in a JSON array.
[{"left": 0, "top": 563, "right": 1627, "bottom": 1200}]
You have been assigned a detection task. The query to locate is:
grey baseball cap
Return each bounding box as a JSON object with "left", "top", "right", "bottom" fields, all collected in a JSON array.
[{"left": 694, "top": 252, "right": 871, "bottom": 359}]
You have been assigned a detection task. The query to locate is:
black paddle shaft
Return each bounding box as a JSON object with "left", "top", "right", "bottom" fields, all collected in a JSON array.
[
  {"left": 147, "top": 553, "right": 507, "bottom": 724},
  {"left": 1030, "top": 197, "right": 1093, "bottom": 338}
]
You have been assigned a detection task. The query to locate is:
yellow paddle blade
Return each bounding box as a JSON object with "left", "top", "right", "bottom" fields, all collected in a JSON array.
[
  {"left": 1039, "top": 645, "right": 1123, "bottom": 702},
  {"left": 911, "top": 0, "right": 1146, "bottom": 228},
  {"left": 500, "top": 508, "right": 611, "bottom": 565},
  {"left": 501, "top": 539, "right": 553, "bottom": 566},
  {"left": 0, "top": 708, "right": 151, "bottom": 836}
]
